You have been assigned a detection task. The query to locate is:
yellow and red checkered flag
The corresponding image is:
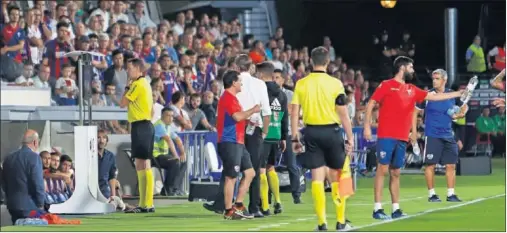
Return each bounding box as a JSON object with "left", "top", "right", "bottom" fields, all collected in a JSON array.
[{"left": 338, "top": 155, "right": 354, "bottom": 198}]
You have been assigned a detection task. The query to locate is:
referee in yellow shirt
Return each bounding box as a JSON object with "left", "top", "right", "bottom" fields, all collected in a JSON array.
[
  {"left": 120, "top": 58, "right": 155, "bottom": 213},
  {"left": 291, "top": 47, "right": 354, "bottom": 231}
]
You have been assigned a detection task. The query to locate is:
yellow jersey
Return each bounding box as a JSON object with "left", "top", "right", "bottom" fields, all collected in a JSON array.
[
  {"left": 125, "top": 77, "right": 153, "bottom": 123},
  {"left": 291, "top": 71, "right": 345, "bottom": 125}
]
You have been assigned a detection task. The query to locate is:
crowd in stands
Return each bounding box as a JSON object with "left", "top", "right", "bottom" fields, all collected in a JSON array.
[{"left": 0, "top": 0, "right": 390, "bottom": 134}]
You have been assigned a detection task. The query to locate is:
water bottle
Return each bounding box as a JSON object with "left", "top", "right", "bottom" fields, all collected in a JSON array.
[
  {"left": 460, "top": 76, "right": 478, "bottom": 104},
  {"left": 412, "top": 142, "right": 420, "bottom": 156},
  {"left": 447, "top": 105, "right": 461, "bottom": 117}
]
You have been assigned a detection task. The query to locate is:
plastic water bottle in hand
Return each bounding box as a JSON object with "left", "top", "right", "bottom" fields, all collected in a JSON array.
[
  {"left": 460, "top": 76, "right": 478, "bottom": 104},
  {"left": 447, "top": 105, "right": 461, "bottom": 117},
  {"left": 412, "top": 142, "right": 421, "bottom": 156}
]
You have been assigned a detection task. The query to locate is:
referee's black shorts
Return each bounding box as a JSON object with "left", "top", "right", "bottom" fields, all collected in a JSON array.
[
  {"left": 131, "top": 120, "right": 155, "bottom": 160},
  {"left": 298, "top": 124, "right": 346, "bottom": 170}
]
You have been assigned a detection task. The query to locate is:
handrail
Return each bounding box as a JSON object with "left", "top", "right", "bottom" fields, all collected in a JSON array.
[{"left": 260, "top": 0, "right": 274, "bottom": 38}]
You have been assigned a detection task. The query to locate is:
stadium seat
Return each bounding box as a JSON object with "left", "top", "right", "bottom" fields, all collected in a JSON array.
[{"left": 475, "top": 133, "right": 492, "bottom": 156}]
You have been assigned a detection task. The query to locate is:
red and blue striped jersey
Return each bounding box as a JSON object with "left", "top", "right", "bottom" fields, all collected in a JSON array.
[
  {"left": 1, "top": 24, "right": 25, "bottom": 63},
  {"left": 217, "top": 91, "right": 245, "bottom": 144}
]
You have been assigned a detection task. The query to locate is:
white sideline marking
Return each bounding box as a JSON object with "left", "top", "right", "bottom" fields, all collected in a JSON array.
[
  {"left": 247, "top": 196, "right": 423, "bottom": 231},
  {"left": 346, "top": 193, "right": 506, "bottom": 232},
  {"left": 247, "top": 194, "right": 505, "bottom": 231}
]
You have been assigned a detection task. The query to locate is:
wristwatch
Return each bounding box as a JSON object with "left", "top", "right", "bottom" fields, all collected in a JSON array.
[{"left": 125, "top": 86, "right": 130, "bottom": 91}]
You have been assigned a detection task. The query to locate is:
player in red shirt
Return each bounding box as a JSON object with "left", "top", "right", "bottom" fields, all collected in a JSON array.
[
  {"left": 216, "top": 70, "right": 260, "bottom": 220},
  {"left": 363, "top": 56, "right": 463, "bottom": 220}
]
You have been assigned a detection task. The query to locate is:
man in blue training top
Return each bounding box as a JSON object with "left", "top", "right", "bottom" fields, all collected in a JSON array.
[{"left": 413, "top": 69, "right": 467, "bottom": 203}]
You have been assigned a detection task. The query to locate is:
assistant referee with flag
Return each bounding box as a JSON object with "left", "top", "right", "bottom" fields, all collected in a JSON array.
[
  {"left": 120, "top": 58, "right": 155, "bottom": 213},
  {"left": 291, "top": 47, "right": 354, "bottom": 231}
]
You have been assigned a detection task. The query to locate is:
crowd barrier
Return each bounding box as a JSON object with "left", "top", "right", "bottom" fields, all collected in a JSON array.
[{"left": 177, "top": 127, "right": 378, "bottom": 194}]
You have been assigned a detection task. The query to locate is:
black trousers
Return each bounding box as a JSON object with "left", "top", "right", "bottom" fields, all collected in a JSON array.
[
  {"left": 282, "top": 135, "right": 301, "bottom": 196},
  {"left": 245, "top": 127, "right": 263, "bottom": 213},
  {"left": 154, "top": 155, "right": 187, "bottom": 192},
  {"left": 212, "top": 127, "right": 263, "bottom": 212}
]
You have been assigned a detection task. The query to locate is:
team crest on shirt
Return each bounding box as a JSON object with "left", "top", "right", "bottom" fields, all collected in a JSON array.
[
  {"left": 234, "top": 166, "right": 240, "bottom": 172},
  {"left": 379, "top": 151, "right": 386, "bottom": 158},
  {"left": 407, "top": 88, "right": 412, "bottom": 96},
  {"left": 427, "top": 154, "right": 434, "bottom": 160}
]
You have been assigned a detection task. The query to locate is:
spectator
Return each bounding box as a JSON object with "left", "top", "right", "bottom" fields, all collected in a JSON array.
[
  {"left": 127, "top": 1, "right": 156, "bottom": 33},
  {"left": 103, "top": 82, "right": 120, "bottom": 106},
  {"left": 42, "top": 21, "right": 76, "bottom": 84},
  {"left": 88, "top": 0, "right": 111, "bottom": 32},
  {"left": 1, "top": 5, "right": 25, "bottom": 64},
  {"left": 103, "top": 49, "right": 127, "bottom": 99},
  {"left": 487, "top": 42, "right": 506, "bottom": 73},
  {"left": 466, "top": 35, "right": 487, "bottom": 74},
  {"left": 97, "top": 129, "right": 118, "bottom": 199},
  {"left": 54, "top": 63, "right": 78, "bottom": 105},
  {"left": 39, "top": 151, "right": 51, "bottom": 171},
  {"left": 397, "top": 31, "right": 415, "bottom": 59},
  {"left": 32, "top": 64, "right": 51, "bottom": 89},
  {"left": 15, "top": 62, "right": 35, "bottom": 86},
  {"left": 249, "top": 40, "right": 265, "bottom": 64},
  {"left": 185, "top": 93, "right": 215, "bottom": 131},
  {"left": 58, "top": 154, "right": 74, "bottom": 190},
  {"left": 492, "top": 106, "right": 506, "bottom": 156},
  {"left": 25, "top": 8, "right": 45, "bottom": 65},
  {"left": 200, "top": 91, "right": 216, "bottom": 126},
  {"left": 475, "top": 108, "right": 496, "bottom": 139},
  {"left": 322, "top": 36, "right": 336, "bottom": 62},
  {"left": 1, "top": 129, "right": 45, "bottom": 224},
  {"left": 170, "top": 91, "right": 192, "bottom": 132}
]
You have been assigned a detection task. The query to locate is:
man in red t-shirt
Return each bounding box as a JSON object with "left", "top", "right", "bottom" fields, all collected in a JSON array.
[
  {"left": 216, "top": 70, "right": 260, "bottom": 220},
  {"left": 363, "top": 56, "right": 463, "bottom": 220}
]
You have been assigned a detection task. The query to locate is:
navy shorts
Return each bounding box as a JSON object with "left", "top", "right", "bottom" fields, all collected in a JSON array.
[
  {"left": 423, "top": 136, "right": 459, "bottom": 165},
  {"left": 376, "top": 138, "right": 407, "bottom": 169}
]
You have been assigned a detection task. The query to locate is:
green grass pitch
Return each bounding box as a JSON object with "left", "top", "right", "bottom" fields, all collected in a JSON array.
[{"left": 3, "top": 159, "right": 505, "bottom": 232}]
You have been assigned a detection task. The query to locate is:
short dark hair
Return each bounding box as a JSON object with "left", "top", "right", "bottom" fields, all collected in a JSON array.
[
  {"left": 150, "top": 77, "right": 160, "bottom": 87},
  {"left": 56, "top": 21, "right": 69, "bottom": 31},
  {"left": 39, "top": 151, "right": 50, "bottom": 157},
  {"left": 292, "top": 59, "right": 303, "bottom": 69},
  {"left": 185, "top": 49, "right": 196, "bottom": 56},
  {"left": 223, "top": 70, "right": 240, "bottom": 89},
  {"left": 183, "top": 66, "right": 193, "bottom": 73},
  {"left": 190, "top": 93, "right": 201, "bottom": 100},
  {"left": 171, "top": 91, "right": 185, "bottom": 104},
  {"left": 60, "top": 154, "right": 73, "bottom": 164},
  {"left": 8, "top": 5, "right": 20, "bottom": 15},
  {"left": 158, "top": 54, "right": 170, "bottom": 63},
  {"left": 142, "top": 31, "right": 151, "bottom": 39},
  {"left": 256, "top": 62, "right": 275, "bottom": 76},
  {"left": 112, "top": 49, "right": 123, "bottom": 58},
  {"left": 197, "top": 55, "right": 208, "bottom": 61},
  {"left": 161, "top": 107, "right": 173, "bottom": 115},
  {"left": 393, "top": 56, "right": 414, "bottom": 73},
  {"left": 127, "top": 58, "right": 144, "bottom": 70},
  {"left": 310, "top": 46, "right": 330, "bottom": 66},
  {"left": 227, "top": 56, "right": 237, "bottom": 68},
  {"left": 235, "top": 54, "right": 251, "bottom": 72},
  {"left": 88, "top": 33, "right": 99, "bottom": 39}
]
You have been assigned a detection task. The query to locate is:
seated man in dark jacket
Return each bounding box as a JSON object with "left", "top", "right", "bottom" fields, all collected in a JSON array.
[{"left": 2, "top": 129, "right": 45, "bottom": 224}]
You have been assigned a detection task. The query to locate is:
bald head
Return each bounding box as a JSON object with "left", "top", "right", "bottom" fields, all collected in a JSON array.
[{"left": 22, "top": 129, "right": 39, "bottom": 145}]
